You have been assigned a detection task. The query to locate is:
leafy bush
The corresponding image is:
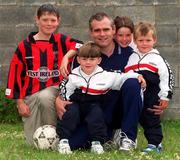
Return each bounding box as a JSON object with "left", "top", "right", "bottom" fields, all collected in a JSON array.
[{"left": 0, "top": 87, "right": 21, "bottom": 123}]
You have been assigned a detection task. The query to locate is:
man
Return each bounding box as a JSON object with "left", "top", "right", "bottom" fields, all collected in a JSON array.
[{"left": 56, "top": 12, "right": 165, "bottom": 151}]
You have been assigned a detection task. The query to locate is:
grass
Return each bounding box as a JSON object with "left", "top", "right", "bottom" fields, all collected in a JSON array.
[{"left": 0, "top": 121, "right": 180, "bottom": 160}]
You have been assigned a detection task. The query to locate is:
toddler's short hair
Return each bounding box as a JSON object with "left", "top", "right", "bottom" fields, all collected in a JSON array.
[
  {"left": 78, "top": 41, "right": 101, "bottom": 58},
  {"left": 134, "top": 22, "right": 156, "bottom": 40}
]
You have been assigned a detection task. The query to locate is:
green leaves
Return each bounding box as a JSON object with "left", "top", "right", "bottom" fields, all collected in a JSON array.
[{"left": 0, "top": 88, "right": 21, "bottom": 123}]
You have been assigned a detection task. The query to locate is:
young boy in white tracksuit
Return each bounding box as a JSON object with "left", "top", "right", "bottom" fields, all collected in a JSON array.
[
  {"left": 56, "top": 41, "right": 146, "bottom": 154},
  {"left": 125, "top": 22, "right": 174, "bottom": 153}
]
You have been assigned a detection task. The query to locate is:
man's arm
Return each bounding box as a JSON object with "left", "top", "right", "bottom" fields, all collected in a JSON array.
[
  {"left": 55, "top": 96, "right": 72, "bottom": 119},
  {"left": 56, "top": 75, "right": 76, "bottom": 119}
]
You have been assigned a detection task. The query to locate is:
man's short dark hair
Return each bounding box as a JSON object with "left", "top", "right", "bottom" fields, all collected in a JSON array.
[{"left": 89, "top": 12, "right": 114, "bottom": 30}]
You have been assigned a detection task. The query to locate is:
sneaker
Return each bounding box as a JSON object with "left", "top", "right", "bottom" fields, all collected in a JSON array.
[
  {"left": 120, "top": 137, "right": 137, "bottom": 151},
  {"left": 113, "top": 129, "right": 137, "bottom": 151},
  {"left": 58, "top": 139, "right": 72, "bottom": 154},
  {"left": 142, "top": 143, "right": 162, "bottom": 154},
  {"left": 91, "top": 141, "right": 104, "bottom": 154},
  {"left": 113, "top": 129, "right": 122, "bottom": 148},
  {"left": 103, "top": 140, "right": 117, "bottom": 151}
]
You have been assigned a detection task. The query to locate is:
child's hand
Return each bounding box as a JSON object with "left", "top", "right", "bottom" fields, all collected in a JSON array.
[
  {"left": 159, "top": 99, "right": 169, "bottom": 110},
  {"left": 137, "top": 74, "right": 146, "bottom": 89},
  {"left": 60, "top": 50, "right": 78, "bottom": 78},
  {"left": 60, "top": 56, "right": 69, "bottom": 78},
  {"left": 17, "top": 101, "right": 30, "bottom": 117}
]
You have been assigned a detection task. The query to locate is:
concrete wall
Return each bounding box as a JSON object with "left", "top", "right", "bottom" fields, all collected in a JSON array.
[{"left": 0, "top": 0, "right": 180, "bottom": 119}]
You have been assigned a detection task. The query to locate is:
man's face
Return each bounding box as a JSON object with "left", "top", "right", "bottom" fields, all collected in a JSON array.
[{"left": 90, "top": 17, "right": 115, "bottom": 48}]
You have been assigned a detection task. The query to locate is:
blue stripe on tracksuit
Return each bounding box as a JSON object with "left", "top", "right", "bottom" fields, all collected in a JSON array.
[{"left": 65, "top": 42, "right": 143, "bottom": 149}]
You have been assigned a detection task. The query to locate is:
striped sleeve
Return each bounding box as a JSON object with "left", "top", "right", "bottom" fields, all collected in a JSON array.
[
  {"left": 5, "top": 45, "right": 26, "bottom": 99},
  {"left": 158, "top": 57, "right": 174, "bottom": 100},
  {"left": 59, "top": 75, "right": 76, "bottom": 100},
  {"left": 59, "top": 34, "right": 83, "bottom": 55}
]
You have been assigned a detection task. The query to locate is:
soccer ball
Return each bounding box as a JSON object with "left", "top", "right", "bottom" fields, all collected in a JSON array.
[{"left": 33, "top": 125, "right": 59, "bottom": 150}]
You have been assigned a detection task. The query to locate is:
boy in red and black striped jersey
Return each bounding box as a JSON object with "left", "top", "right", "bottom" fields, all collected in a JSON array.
[{"left": 5, "top": 3, "right": 82, "bottom": 146}]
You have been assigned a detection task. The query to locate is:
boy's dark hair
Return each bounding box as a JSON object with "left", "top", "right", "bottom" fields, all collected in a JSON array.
[
  {"left": 114, "top": 16, "right": 134, "bottom": 33},
  {"left": 89, "top": 12, "right": 114, "bottom": 31},
  {"left": 77, "top": 41, "right": 101, "bottom": 58},
  {"left": 37, "top": 3, "right": 60, "bottom": 18}
]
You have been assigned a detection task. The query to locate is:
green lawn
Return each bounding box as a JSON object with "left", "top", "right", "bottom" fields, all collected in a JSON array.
[{"left": 0, "top": 121, "right": 180, "bottom": 160}]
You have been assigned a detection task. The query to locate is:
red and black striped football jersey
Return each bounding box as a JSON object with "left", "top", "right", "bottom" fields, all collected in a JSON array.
[{"left": 6, "top": 32, "right": 81, "bottom": 99}]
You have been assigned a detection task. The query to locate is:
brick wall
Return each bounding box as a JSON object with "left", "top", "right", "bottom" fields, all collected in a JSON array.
[{"left": 0, "top": 0, "right": 179, "bottom": 119}]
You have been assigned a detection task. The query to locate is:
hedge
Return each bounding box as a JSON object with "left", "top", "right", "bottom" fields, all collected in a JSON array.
[{"left": 0, "top": 88, "right": 21, "bottom": 123}]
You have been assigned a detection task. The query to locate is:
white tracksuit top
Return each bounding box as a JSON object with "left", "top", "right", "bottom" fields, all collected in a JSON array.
[
  {"left": 125, "top": 48, "right": 174, "bottom": 101},
  {"left": 60, "top": 66, "right": 139, "bottom": 100}
]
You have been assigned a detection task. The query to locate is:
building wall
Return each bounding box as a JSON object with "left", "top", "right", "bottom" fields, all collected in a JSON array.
[{"left": 0, "top": 0, "right": 180, "bottom": 119}]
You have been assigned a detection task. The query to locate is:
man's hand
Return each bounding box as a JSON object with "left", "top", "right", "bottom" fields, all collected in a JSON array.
[
  {"left": 147, "top": 99, "right": 169, "bottom": 115},
  {"left": 137, "top": 75, "right": 146, "bottom": 89},
  {"left": 55, "top": 96, "right": 72, "bottom": 119},
  {"left": 16, "top": 99, "right": 30, "bottom": 117}
]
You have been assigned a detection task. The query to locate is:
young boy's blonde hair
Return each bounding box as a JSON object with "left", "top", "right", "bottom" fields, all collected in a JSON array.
[
  {"left": 134, "top": 22, "right": 157, "bottom": 40},
  {"left": 77, "top": 41, "right": 101, "bottom": 58}
]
